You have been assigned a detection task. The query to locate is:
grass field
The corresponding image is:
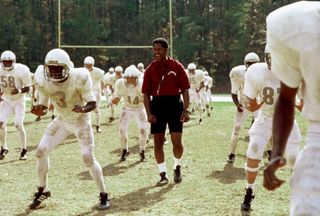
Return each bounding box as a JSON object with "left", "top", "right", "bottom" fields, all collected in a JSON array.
[{"left": 0, "top": 102, "right": 308, "bottom": 216}]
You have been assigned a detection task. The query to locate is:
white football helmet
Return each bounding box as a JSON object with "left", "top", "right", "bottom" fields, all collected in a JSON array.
[
  {"left": 1, "top": 50, "right": 16, "bottom": 70},
  {"left": 84, "top": 56, "right": 95, "bottom": 65},
  {"left": 137, "top": 62, "right": 144, "bottom": 71},
  {"left": 115, "top": 65, "right": 123, "bottom": 79},
  {"left": 187, "top": 63, "right": 196, "bottom": 70},
  {"left": 108, "top": 67, "right": 115, "bottom": 73},
  {"left": 204, "top": 71, "right": 209, "bottom": 76},
  {"left": 244, "top": 52, "right": 260, "bottom": 68},
  {"left": 124, "top": 65, "right": 139, "bottom": 87},
  {"left": 44, "top": 48, "right": 72, "bottom": 82}
]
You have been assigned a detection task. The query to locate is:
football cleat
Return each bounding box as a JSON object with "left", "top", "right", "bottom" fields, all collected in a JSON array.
[
  {"left": 199, "top": 118, "right": 202, "bottom": 124},
  {"left": 97, "top": 192, "right": 110, "bottom": 210},
  {"left": 139, "top": 150, "right": 146, "bottom": 162},
  {"left": 227, "top": 153, "right": 235, "bottom": 163},
  {"left": 96, "top": 126, "right": 102, "bottom": 133},
  {"left": 207, "top": 112, "right": 211, "bottom": 117},
  {"left": 0, "top": 146, "right": 9, "bottom": 160},
  {"left": 174, "top": 165, "right": 182, "bottom": 183},
  {"left": 29, "top": 187, "right": 51, "bottom": 209},
  {"left": 119, "top": 149, "right": 129, "bottom": 162},
  {"left": 35, "top": 116, "right": 41, "bottom": 122},
  {"left": 265, "top": 150, "right": 272, "bottom": 162},
  {"left": 20, "top": 148, "right": 27, "bottom": 160},
  {"left": 156, "top": 172, "right": 169, "bottom": 186},
  {"left": 241, "top": 187, "right": 255, "bottom": 212},
  {"left": 51, "top": 114, "right": 55, "bottom": 121},
  {"left": 109, "top": 117, "right": 115, "bottom": 123}
]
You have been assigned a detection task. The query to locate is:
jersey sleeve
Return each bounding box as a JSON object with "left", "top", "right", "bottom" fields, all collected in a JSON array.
[
  {"left": 20, "top": 65, "right": 32, "bottom": 87},
  {"left": 78, "top": 69, "right": 95, "bottom": 102},
  {"left": 229, "top": 69, "right": 242, "bottom": 94},
  {"left": 243, "top": 68, "right": 259, "bottom": 99},
  {"left": 114, "top": 79, "right": 124, "bottom": 98}
]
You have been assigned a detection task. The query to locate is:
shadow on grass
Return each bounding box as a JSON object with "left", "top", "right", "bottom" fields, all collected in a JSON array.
[
  {"left": 77, "top": 160, "right": 142, "bottom": 180},
  {"left": 208, "top": 163, "right": 246, "bottom": 184},
  {"left": 78, "top": 183, "right": 175, "bottom": 216}
]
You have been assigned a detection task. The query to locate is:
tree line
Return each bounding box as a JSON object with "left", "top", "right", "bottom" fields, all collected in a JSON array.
[{"left": 0, "top": 0, "right": 299, "bottom": 92}]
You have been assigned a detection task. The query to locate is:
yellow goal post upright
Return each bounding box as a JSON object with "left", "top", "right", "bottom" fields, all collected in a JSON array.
[{"left": 57, "top": 0, "right": 174, "bottom": 57}]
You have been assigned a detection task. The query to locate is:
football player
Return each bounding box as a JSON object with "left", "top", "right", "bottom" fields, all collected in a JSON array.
[
  {"left": 28, "top": 48, "right": 110, "bottom": 210},
  {"left": 84, "top": 56, "right": 105, "bottom": 133},
  {"left": 203, "top": 71, "right": 213, "bottom": 117},
  {"left": 227, "top": 52, "right": 260, "bottom": 163},
  {"left": 0, "top": 50, "right": 31, "bottom": 160},
  {"left": 263, "top": 2, "right": 320, "bottom": 215},
  {"left": 186, "top": 63, "right": 206, "bottom": 123},
  {"left": 241, "top": 45, "right": 301, "bottom": 212},
  {"left": 112, "top": 65, "right": 148, "bottom": 162},
  {"left": 137, "top": 62, "right": 145, "bottom": 73}
]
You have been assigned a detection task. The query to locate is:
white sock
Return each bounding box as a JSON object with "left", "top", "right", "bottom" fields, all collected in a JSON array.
[
  {"left": 246, "top": 183, "right": 255, "bottom": 191},
  {"left": 174, "top": 157, "right": 181, "bottom": 169},
  {"left": 157, "top": 162, "right": 166, "bottom": 174}
]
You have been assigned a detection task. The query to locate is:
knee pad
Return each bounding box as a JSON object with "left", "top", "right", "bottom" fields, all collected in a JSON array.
[
  {"left": 35, "top": 146, "right": 48, "bottom": 158},
  {"left": 82, "top": 151, "right": 94, "bottom": 167},
  {"left": 246, "top": 136, "right": 265, "bottom": 160},
  {"left": 14, "top": 123, "right": 24, "bottom": 131}
]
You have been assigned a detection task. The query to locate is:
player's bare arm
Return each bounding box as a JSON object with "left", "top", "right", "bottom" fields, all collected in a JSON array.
[
  {"left": 263, "top": 82, "right": 298, "bottom": 191},
  {"left": 11, "top": 86, "right": 30, "bottom": 95},
  {"left": 231, "top": 93, "right": 243, "bottom": 112}
]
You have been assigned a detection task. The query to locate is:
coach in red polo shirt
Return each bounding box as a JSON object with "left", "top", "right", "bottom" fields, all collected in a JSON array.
[{"left": 142, "top": 37, "right": 190, "bottom": 186}]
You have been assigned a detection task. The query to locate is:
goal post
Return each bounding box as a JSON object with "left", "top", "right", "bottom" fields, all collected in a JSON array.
[{"left": 57, "top": 0, "right": 174, "bottom": 57}]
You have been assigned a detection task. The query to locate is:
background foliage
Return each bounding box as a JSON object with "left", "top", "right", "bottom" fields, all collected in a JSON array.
[{"left": 0, "top": 0, "right": 299, "bottom": 92}]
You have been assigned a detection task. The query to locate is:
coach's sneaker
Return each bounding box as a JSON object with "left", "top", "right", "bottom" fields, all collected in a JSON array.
[
  {"left": 241, "top": 187, "right": 255, "bottom": 212},
  {"left": 96, "top": 126, "right": 102, "bottom": 133},
  {"left": 157, "top": 172, "right": 169, "bottom": 186},
  {"left": 227, "top": 153, "right": 235, "bottom": 163},
  {"left": 29, "top": 187, "right": 51, "bottom": 209},
  {"left": 119, "top": 149, "right": 129, "bottom": 162},
  {"left": 174, "top": 165, "right": 182, "bottom": 183},
  {"left": 97, "top": 192, "right": 110, "bottom": 210},
  {"left": 139, "top": 150, "right": 146, "bottom": 162},
  {"left": 0, "top": 146, "right": 9, "bottom": 160},
  {"left": 19, "top": 148, "right": 27, "bottom": 160}
]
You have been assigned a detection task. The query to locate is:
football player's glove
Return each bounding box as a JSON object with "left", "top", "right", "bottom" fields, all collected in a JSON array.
[{"left": 31, "top": 105, "right": 48, "bottom": 116}]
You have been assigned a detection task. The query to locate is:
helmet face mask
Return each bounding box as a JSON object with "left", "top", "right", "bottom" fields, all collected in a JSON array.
[
  {"left": 44, "top": 49, "right": 71, "bottom": 82},
  {"left": 1, "top": 50, "right": 16, "bottom": 71},
  {"left": 125, "top": 76, "right": 138, "bottom": 88}
]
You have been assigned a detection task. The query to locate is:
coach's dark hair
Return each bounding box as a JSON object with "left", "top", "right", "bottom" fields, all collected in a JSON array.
[{"left": 152, "top": 38, "right": 169, "bottom": 48}]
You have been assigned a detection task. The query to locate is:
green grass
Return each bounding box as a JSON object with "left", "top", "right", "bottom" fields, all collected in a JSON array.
[{"left": 0, "top": 102, "right": 308, "bottom": 216}]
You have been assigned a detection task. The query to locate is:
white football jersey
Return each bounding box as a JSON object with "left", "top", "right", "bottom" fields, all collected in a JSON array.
[
  {"left": 244, "top": 62, "right": 280, "bottom": 117},
  {"left": 267, "top": 1, "right": 320, "bottom": 121},
  {"left": 114, "top": 78, "right": 144, "bottom": 108},
  {"left": 187, "top": 69, "right": 205, "bottom": 89},
  {"left": 204, "top": 75, "right": 213, "bottom": 88},
  {"left": 229, "top": 65, "right": 246, "bottom": 101},
  {"left": 0, "top": 63, "right": 32, "bottom": 101},
  {"left": 104, "top": 72, "right": 116, "bottom": 86},
  {"left": 34, "top": 66, "right": 95, "bottom": 123},
  {"left": 87, "top": 67, "right": 104, "bottom": 91}
]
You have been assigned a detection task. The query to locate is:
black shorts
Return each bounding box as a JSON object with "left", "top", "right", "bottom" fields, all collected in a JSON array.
[{"left": 150, "top": 95, "right": 184, "bottom": 134}]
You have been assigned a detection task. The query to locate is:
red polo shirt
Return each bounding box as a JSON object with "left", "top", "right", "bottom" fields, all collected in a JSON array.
[{"left": 142, "top": 57, "right": 190, "bottom": 96}]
